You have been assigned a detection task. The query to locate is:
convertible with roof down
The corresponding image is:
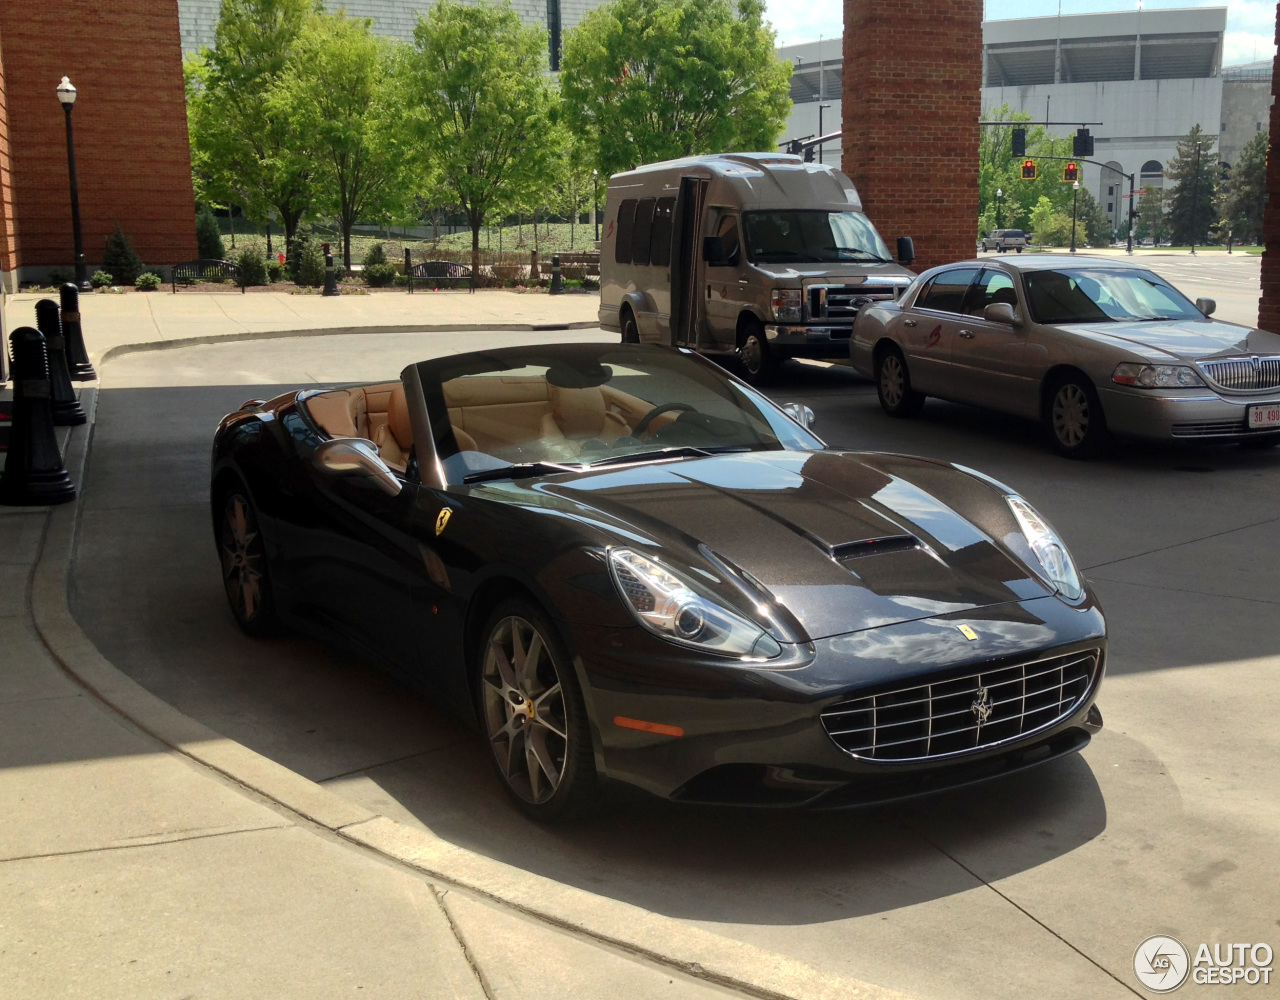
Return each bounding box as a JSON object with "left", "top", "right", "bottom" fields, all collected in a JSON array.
[{"left": 211, "top": 343, "right": 1106, "bottom": 821}]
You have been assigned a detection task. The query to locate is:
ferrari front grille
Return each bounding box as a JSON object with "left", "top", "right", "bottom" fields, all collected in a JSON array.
[
  {"left": 820, "top": 649, "right": 1101, "bottom": 762},
  {"left": 1199, "top": 357, "right": 1280, "bottom": 392}
]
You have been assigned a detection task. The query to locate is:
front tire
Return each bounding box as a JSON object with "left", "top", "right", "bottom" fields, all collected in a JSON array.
[
  {"left": 739, "top": 323, "right": 782, "bottom": 386},
  {"left": 478, "top": 599, "right": 597, "bottom": 822},
  {"left": 1047, "top": 373, "right": 1108, "bottom": 458},
  {"left": 621, "top": 309, "right": 639, "bottom": 344},
  {"left": 875, "top": 346, "right": 925, "bottom": 418},
  {"left": 217, "top": 489, "right": 280, "bottom": 637}
]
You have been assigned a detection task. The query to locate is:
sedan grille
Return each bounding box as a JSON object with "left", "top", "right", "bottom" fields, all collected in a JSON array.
[
  {"left": 1198, "top": 357, "right": 1280, "bottom": 392},
  {"left": 820, "top": 649, "right": 1100, "bottom": 762},
  {"left": 810, "top": 284, "right": 903, "bottom": 321},
  {"left": 1171, "top": 418, "right": 1245, "bottom": 438}
]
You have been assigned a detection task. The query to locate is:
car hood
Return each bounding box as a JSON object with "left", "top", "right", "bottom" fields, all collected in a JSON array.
[
  {"left": 545, "top": 450, "right": 1051, "bottom": 641},
  {"left": 1056, "top": 318, "right": 1280, "bottom": 362}
]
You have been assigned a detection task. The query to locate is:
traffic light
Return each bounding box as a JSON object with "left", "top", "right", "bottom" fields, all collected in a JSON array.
[
  {"left": 1011, "top": 127, "right": 1027, "bottom": 157},
  {"left": 1063, "top": 162, "right": 1079, "bottom": 183},
  {"left": 1021, "top": 159, "right": 1037, "bottom": 180},
  {"left": 1073, "top": 128, "right": 1094, "bottom": 158}
]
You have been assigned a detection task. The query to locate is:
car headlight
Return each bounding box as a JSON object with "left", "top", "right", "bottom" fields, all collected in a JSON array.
[
  {"left": 1005, "top": 496, "right": 1084, "bottom": 601},
  {"left": 608, "top": 549, "right": 783, "bottom": 660},
  {"left": 1112, "top": 363, "right": 1205, "bottom": 388},
  {"left": 770, "top": 288, "right": 802, "bottom": 323}
]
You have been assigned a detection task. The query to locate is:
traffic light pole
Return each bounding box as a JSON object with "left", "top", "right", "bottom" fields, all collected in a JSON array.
[{"left": 1024, "top": 154, "right": 1137, "bottom": 255}]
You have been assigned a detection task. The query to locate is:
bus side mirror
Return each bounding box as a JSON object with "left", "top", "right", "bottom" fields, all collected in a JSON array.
[
  {"left": 897, "top": 237, "right": 915, "bottom": 266},
  {"left": 701, "top": 236, "right": 725, "bottom": 264}
]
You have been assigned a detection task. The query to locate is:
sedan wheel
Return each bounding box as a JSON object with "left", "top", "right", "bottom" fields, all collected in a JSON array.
[
  {"left": 876, "top": 348, "right": 925, "bottom": 418},
  {"left": 218, "top": 490, "right": 279, "bottom": 636},
  {"left": 1048, "top": 375, "right": 1108, "bottom": 458},
  {"left": 479, "top": 602, "right": 596, "bottom": 821}
]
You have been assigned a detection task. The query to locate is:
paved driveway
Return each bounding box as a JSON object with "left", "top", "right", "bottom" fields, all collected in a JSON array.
[{"left": 73, "top": 329, "right": 1280, "bottom": 1000}]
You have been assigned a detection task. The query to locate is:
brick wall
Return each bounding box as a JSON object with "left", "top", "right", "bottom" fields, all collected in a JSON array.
[
  {"left": 1258, "top": 5, "right": 1280, "bottom": 332},
  {"left": 0, "top": 0, "right": 196, "bottom": 274},
  {"left": 842, "top": 0, "right": 983, "bottom": 274},
  {"left": 0, "top": 22, "right": 17, "bottom": 273}
]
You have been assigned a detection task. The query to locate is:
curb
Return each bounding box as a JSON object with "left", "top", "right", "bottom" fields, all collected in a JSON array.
[
  {"left": 29, "top": 382, "right": 916, "bottom": 999},
  {"left": 93, "top": 321, "right": 602, "bottom": 367}
]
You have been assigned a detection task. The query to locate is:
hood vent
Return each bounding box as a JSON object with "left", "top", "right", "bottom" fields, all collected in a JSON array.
[{"left": 828, "top": 535, "right": 919, "bottom": 563}]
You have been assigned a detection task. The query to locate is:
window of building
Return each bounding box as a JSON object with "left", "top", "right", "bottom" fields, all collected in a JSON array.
[
  {"left": 1258, "top": 122, "right": 1264, "bottom": 132},
  {"left": 631, "top": 198, "right": 656, "bottom": 266},
  {"left": 1107, "top": 185, "right": 1114, "bottom": 196},
  {"left": 614, "top": 199, "right": 636, "bottom": 264},
  {"left": 1107, "top": 202, "right": 1114, "bottom": 213}
]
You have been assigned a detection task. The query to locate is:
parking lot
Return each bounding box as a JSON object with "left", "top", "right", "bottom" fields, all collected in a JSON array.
[{"left": 69, "top": 302, "right": 1280, "bottom": 999}]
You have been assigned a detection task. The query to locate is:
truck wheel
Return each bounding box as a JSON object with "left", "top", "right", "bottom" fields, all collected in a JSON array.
[
  {"left": 875, "top": 346, "right": 925, "bottom": 418},
  {"left": 1016, "top": 247, "right": 1023, "bottom": 253},
  {"left": 621, "top": 309, "right": 639, "bottom": 344},
  {"left": 739, "top": 325, "right": 781, "bottom": 386}
]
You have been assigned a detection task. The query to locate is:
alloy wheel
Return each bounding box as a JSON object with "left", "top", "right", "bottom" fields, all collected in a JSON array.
[
  {"left": 481, "top": 615, "right": 569, "bottom": 805},
  {"left": 219, "top": 494, "right": 265, "bottom": 622},
  {"left": 1052, "top": 383, "right": 1090, "bottom": 448},
  {"left": 880, "top": 355, "right": 905, "bottom": 408}
]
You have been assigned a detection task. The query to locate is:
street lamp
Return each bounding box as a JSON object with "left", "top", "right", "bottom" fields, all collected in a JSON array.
[
  {"left": 1070, "top": 180, "right": 1080, "bottom": 254},
  {"left": 995, "top": 187, "right": 1003, "bottom": 230},
  {"left": 818, "top": 104, "right": 831, "bottom": 165},
  {"left": 593, "top": 169, "right": 600, "bottom": 243},
  {"left": 56, "top": 77, "right": 91, "bottom": 291}
]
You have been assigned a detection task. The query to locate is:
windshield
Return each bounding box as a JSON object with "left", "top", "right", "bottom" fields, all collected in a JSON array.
[
  {"left": 743, "top": 210, "right": 892, "bottom": 264},
  {"left": 1024, "top": 268, "right": 1203, "bottom": 324},
  {"left": 415, "top": 345, "right": 824, "bottom": 486}
]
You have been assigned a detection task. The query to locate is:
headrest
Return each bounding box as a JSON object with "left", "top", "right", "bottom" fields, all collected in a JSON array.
[
  {"left": 546, "top": 362, "right": 612, "bottom": 389},
  {"left": 388, "top": 384, "right": 414, "bottom": 450},
  {"left": 551, "top": 385, "right": 606, "bottom": 437}
]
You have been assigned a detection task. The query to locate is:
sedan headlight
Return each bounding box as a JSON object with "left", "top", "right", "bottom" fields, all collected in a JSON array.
[
  {"left": 1112, "top": 363, "right": 1205, "bottom": 388},
  {"left": 608, "top": 549, "right": 783, "bottom": 660},
  {"left": 1005, "top": 496, "right": 1084, "bottom": 601},
  {"left": 770, "top": 288, "right": 802, "bottom": 323}
]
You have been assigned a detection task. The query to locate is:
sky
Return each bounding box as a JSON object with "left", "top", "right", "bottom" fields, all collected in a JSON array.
[{"left": 764, "top": 0, "right": 1276, "bottom": 67}]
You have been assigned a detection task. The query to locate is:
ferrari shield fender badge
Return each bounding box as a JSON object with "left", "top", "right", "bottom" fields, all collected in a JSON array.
[
  {"left": 435, "top": 507, "right": 453, "bottom": 536},
  {"left": 956, "top": 623, "right": 979, "bottom": 641}
]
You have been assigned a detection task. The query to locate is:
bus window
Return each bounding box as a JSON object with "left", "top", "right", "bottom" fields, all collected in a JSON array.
[
  {"left": 632, "top": 198, "right": 656, "bottom": 266},
  {"left": 615, "top": 199, "right": 637, "bottom": 264},
  {"left": 650, "top": 197, "right": 675, "bottom": 267}
]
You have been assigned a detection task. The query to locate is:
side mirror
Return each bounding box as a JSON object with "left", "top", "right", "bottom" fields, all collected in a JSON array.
[
  {"left": 781, "top": 402, "right": 817, "bottom": 430},
  {"left": 897, "top": 236, "right": 915, "bottom": 266},
  {"left": 983, "top": 302, "right": 1018, "bottom": 325},
  {"left": 1195, "top": 297, "right": 1217, "bottom": 317},
  {"left": 701, "top": 236, "right": 725, "bottom": 265},
  {"left": 313, "top": 437, "right": 402, "bottom": 496}
]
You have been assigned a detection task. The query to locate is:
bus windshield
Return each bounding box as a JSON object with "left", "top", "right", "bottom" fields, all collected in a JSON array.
[{"left": 743, "top": 210, "right": 893, "bottom": 264}]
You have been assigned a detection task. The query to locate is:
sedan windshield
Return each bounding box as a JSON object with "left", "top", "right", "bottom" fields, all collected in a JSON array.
[
  {"left": 743, "top": 210, "right": 892, "bottom": 264},
  {"left": 1023, "top": 268, "right": 1203, "bottom": 324},
  {"left": 414, "top": 345, "right": 823, "bottom": 486}
]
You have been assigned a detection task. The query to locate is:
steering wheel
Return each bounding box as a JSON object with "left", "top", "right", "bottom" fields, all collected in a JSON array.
[{"left": 632, "top": 402, "right": 699, "bottom": 438}]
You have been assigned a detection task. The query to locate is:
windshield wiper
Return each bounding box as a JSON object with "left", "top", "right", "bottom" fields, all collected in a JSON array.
[
  {"left": 586, "top": 445, "right": 752, "bottom": 468},
  {"left": 463, "top": 461, "right": 582, "bottom": 484}
]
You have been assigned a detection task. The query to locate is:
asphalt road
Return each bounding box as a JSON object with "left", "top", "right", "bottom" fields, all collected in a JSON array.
[{"left": 74, "top": 327, "right": 1280, "bottom": 1000}]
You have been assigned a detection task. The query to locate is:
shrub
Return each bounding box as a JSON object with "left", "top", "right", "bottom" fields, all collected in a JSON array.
[
  {"left": 295, "top": 238, "right": 326, "bottom": 287},
  {"left": 196, "top": 204, "right": 225, "bottom": 260},
  {"left": 266, "top": 258, "right": 285, "bottom": 283},
  {"left": 363, "top": 262, "right": 397, "bottom": 287},
  {"left": 236, "top": 247, "right": 268, "bottom": 287},
  {"left": 91, "top": 270, "right": 114, "bottom": 288},
  {"left": 48, "top": 267, "right": 73, "bottom": 286},
  {"left": 135, "top": 271, "right": 162, "bottom": 291},
  {"left": 363, "top": 242, "right": 387, "bottom": 267},
  {"left": 102, "top": 223, "right": 143, "bottom": 285}
]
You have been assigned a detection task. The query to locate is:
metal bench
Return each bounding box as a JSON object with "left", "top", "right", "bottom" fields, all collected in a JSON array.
[
  {"left": 556, "top": 251, "right": 600, "bottom": 280},
  {"left": 171, "top": 258, "right": 245, "bottom": 293},
  {"left": 407, "top": 260, "right": 472, "bottom": 293}
]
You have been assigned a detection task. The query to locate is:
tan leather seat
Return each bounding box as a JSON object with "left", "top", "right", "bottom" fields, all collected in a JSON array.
[
  {"left": 372, "top": 384, "right": 415, "bottom": 468},
  {"left": 539, "top": 385, "right": 629, "bottom": 445}
]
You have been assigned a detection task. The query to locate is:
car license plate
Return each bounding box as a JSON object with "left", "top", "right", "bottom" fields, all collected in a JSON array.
[{"left": 1247, "top": 403, "right": 1280, "bottom": 430}]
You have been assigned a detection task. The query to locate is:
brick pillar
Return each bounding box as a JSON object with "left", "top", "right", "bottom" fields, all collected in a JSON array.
[
  {"left": 842, "top": 0, "right": 983, "bottom": 274},
  {"left": 1257, "top": 3, "right": 1280, "bottom": 331}
]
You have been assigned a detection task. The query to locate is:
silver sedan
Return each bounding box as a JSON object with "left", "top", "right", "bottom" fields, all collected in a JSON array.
[{"left": 850, "top": 255, "right": 1280, "bottom": 457}]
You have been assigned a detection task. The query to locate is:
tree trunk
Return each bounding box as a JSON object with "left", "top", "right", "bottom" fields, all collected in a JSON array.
[
  {"left": 471, "top": 220, "right": 481, "bottom": 293},
  {"left": 342, "top": 213, "right": 353, "bottom": 272}
]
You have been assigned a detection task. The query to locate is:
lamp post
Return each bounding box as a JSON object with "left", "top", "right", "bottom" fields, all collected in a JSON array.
[
  {"left": 56, "top": 77, "right": 91, "bottom": 292},
  {"left": 1070, "top": 180, "right": 1080, "bottom": 254},
  {"left": 995, "top": 187, "right": 1003, "bottom": 230},
  {"left": 817, "top": 104, "right": 831, "bottom": 166},
  {"left": 593, "top": 169, "right": 600, "bottom": 243}
]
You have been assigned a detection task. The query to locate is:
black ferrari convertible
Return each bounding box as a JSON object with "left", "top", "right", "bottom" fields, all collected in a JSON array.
[{"left": 211, "top": 342, "right": 1106, "bottom": 820}]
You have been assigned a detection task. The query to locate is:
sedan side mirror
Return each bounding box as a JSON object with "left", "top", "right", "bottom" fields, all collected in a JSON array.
[
  {"left": 313, "top": 437, "right": 402, "bottom": 496},
  {"left": 983, "top": 302, "right": 1019, "bottom": 326},
  {"left": 897, "top": 237, "right": 915, "bottom": 266},
  {"left": 781, "top": 402, "right": 817, "bottom": 430},
  {"left": 701, "top": 236, "right": 725, "bottom": 264},
  {"left": 1195, "top": 297, "right": 1217, "bottom": 317}
]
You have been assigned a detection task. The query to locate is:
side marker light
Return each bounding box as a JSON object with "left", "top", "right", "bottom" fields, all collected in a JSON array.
[{"left": 613, "top": 716, "right": 684, "bottom": 738}]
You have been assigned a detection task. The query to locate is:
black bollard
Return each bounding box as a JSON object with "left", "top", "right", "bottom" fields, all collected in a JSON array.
[
  {"left": 36, "top": 299, "right": 86, "bottom": 426},
  {"left": 60, "top": 282, "right": 96, "bottom": 380},
  {"left": 323, "top": 252, "right": 340, "bottom": 297},
  {"left": 549, "top": 254, "right": 563, "bottom": 295},
  {"left": 0, "top": 327, "right": 76, "bottom": 506}
]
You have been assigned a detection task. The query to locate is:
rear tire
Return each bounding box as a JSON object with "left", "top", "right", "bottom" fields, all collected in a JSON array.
[
  {"left": 621, "top": 309, "right": 639, "bottom": 344},
  {"left": 1046, "top": 373, "right": 1108, "bottom": 459},
  {"left": 739, "top": 323, "right": 781, "bottom": 386},
  {"left": 875, "top": 346, "right": 925, "bottom": 418},
  {"left": 216, "top": 488, "right": 281, "bottom": 637}
]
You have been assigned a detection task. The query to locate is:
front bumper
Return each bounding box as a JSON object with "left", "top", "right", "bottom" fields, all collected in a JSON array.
[
  {"left": 764, "top": 324, "right": 855, "bottom": 359},
  {"left": 568, "top": 594, "right": 1106, "bottom": 807},
  {"left": 1099, "top": 386, "right": 1280, "bottom": 441}
]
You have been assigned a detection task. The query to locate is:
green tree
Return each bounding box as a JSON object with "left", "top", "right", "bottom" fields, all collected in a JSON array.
[
  {"left": 1074, "top": 186, "right": 1112, "bottom": 247},
  {"left": 979, "top": 106, "right": 1076, "bottom": 235},
  {"left": 404, "top": 0, "right": 560, "bottom": 280},
  {"left": 272, "top": 12, "right": 416, "bottom": 269},
  {"left": 1136, "top": 187, "right": 1166, "bottom": 244},
  {"left": 1221, "top": 131, "right": 1267, "bottom": 244},
  {"left": 561, "top": 0, "right": 792, "bottom": 177},
  {"left": 195, "top": 203, "right": 226, "bottom": 260},
  {"left": 102, "top": 224, "right": 144, "bottom": 285},
  {"left": 1165, "top": 125, "right": 1219, "bottom": 245},
  {"left": 185, "top": 0, "right": 321, "bottom": 254}
]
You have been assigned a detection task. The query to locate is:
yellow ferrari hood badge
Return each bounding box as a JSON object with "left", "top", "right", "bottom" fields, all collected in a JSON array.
[
  {"left": 956, "top": 624, "right": 979, "bottom": 641},
  {"left": 435, "top": 508, "right": 453, "bottom": 536}
]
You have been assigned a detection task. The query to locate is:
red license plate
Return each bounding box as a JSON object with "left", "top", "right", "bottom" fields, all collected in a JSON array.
[{"left": 1247, "top": 403, "right": 1280, "bottom": 430}]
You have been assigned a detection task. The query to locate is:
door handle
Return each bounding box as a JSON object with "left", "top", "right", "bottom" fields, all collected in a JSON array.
[
  {"left": 958, "top": 329, "right": 975, "bottom": 339},
  {"left": 903, "top": 319, "right": 917, "bottom": 328}
]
